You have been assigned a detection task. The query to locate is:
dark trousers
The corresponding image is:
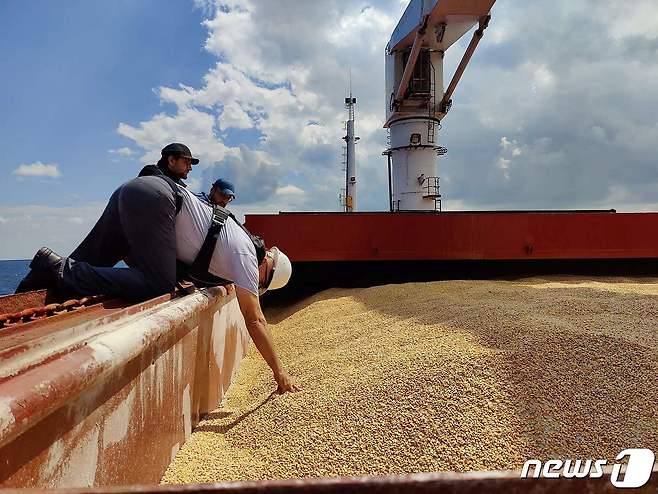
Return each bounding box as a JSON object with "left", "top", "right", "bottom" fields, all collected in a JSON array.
[{"left": 59, "top": 176, "right": 177, "bottom": 302}]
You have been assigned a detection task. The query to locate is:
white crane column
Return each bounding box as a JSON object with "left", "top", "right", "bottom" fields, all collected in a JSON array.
[
  {"left": 384, "top": 0, "right": 495, "bottom": 212},
  {"left": 388, "top": 50, "right": 443, "bottom": 211}
]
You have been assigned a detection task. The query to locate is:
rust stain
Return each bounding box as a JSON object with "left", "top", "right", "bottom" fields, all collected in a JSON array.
[
  {"left": 0, "top": 296, "right": 107, "bottom": 330},
  {"left": 0, "top": 282, "right": 205, "bottom": 331},
  {"left": 0, "top": 291, "right": 48, "bottom": 314},
  {"left": 0, "top": 286, "right": 244, "bottom": 489}
]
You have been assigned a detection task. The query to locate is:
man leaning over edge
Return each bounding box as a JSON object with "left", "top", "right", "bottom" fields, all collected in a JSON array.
[{"left": 175, "top": 184, "right": 299, "bottom": 394}]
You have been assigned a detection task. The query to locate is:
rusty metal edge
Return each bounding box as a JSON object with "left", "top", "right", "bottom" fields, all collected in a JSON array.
[
  {"left": 3, "top": 467, "right": 657, "bottom": 493},
  {"left": 0, "top": 287, "right": 229, "bottom": 450},
  {"left": 0, "top": 291, "right": 48, "bottom": 315},
  {"left": 0, "top": 293, "right": 178, "bottom": 358},
  {"left": 1, "top": 298, "right": 114, "bottom": 335}
]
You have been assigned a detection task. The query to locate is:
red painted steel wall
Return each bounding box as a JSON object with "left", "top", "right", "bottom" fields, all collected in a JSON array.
[
  {"left": 245, "top": 212, "right": 658, "bottom": 261},
  {"left": 0, "top": 287, "right": 250, "bottom": 488}
]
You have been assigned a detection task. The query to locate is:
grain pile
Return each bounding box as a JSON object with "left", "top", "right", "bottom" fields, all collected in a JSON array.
[{"left": 163, "top": 277, "right": 658, "bottom": 483}]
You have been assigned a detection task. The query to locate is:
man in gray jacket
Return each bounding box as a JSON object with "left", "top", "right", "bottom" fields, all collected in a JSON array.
[{"left": 16, "top": 143, "right": 199, "bottom": 301}]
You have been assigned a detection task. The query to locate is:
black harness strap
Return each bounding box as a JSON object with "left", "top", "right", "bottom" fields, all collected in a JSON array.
[
  {"left": 138, "top": 172, "right": 183, "bottom": 215},
  {"left": 184, "top": 205, "right": 266, "bottom": 287},
  {"left": 190, "top": 206, "right": 230, "bottom": 277}
]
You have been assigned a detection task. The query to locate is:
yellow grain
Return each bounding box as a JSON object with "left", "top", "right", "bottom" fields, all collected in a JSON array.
[{"left": 162, "top": 276, "right": 658, "bottom": 483}]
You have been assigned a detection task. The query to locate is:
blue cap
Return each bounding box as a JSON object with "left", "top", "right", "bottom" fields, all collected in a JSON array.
[{"left": 212, "top": 178, "right": 235, "bottom": 197}]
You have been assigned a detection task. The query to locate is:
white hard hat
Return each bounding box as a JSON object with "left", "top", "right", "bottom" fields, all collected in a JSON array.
[{"left": 260, "top": 247, "right": 292, "bottom": 295}]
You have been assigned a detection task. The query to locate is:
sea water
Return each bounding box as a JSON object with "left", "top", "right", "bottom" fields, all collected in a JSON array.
[{"left": 0, "top": 260, "right": 30, "bottom": 296}]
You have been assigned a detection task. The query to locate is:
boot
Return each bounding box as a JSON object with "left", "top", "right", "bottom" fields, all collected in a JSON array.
[{"left": 14, "top": 247, "right": 63, "bottom": 293}]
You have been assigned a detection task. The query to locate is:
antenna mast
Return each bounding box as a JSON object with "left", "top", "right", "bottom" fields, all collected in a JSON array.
[{"left": 341, "top": 70, "right": 358, "bottom": 212}]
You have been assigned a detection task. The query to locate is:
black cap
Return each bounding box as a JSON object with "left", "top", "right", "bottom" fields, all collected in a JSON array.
[{"left": 161, "top": 143, "right": 199, "bottom": 165}]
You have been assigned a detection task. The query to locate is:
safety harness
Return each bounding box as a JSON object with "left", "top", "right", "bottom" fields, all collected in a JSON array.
[
  {"left": 185, "top": 205, "right": 267, "bottom": 288},
  {"left": 137, "top": 165, "right": 185, "bottom": 215},
  {"left": 159, "top": 176, "right": 184, "bottom": 215},
  {"left": 143, "top": 170, "right": 264, "bottom": 287}
]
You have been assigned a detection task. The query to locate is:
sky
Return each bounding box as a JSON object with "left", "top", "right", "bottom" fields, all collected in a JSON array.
[{"left": 1, "top": 0, "right": 658, "bottom": 259}]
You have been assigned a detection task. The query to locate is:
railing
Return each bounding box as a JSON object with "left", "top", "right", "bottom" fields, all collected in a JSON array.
[{"left": 422, "top": 176, "right": 442, "bottom": 211}]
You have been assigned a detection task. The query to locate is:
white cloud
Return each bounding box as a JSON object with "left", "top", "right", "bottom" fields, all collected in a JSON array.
[
  {"left": 327, "top": 5, "right": 397, "bottom": 53},
  {"left": 496, "top": 158, "right": 511, "bottom": 180},
  {"left": 0, "top": 204, "right": 104, "bottom": 260},
  {"left": 531, "top": 64, "right": 555, "bottom": 92},
  {"left": 187, "top": 177, "right": 202, "bottom": 192},
  {"left": 115, "top": 0, "right": 406, "bottom": 213},
  {"left": 200, "top": 144, "right": 280, "bottom": 204},
  {"left": 118, "top": 108, "right": 231, "bottom": 166},
  {"left": 596, "top": 0, "right": 658, "bottom": 40},
  {"left": 219, "top": 101, "right": 253, "bottom": 130},
  {"left": 108, "top": 147, "right": 135, "bottom": 157},
  {"left": 276, "top": 184, "right": 305, "bottom": 197},
  {"left": 500, "top": 137, "right": 514, "bottom": 151},
  {"left": 12, "top": 162, "right": 61, "bottom": 178},
  {"left": 500, "top": 137, "right": 522, "bottom": 157},
  {"left": 113, "top": 0, "right": 658, "bottom": 214},
  {"left": 497, "top": 157, "right": 511, "bottom": 169}
]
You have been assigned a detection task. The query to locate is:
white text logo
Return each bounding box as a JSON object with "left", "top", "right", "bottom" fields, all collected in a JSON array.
[{"left": 521, "top": 449, "right": 655, "bottom": 488}]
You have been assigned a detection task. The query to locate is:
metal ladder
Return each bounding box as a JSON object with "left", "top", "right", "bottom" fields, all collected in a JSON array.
[
  {"left": 339, "top": 187, "right": 347, "bottom": 210},
  {"left": 427, "top": 58, "right": 436, "bottom": 143},
  {"left": 341, "top": 144, "right": 347, "bottom": 172}
]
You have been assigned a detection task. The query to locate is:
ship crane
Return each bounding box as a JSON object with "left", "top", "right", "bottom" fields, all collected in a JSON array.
[{"left": 384, "top": 0, "right": 495, "bottom": 211}]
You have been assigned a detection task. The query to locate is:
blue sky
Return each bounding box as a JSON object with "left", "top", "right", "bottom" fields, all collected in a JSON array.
[
  {"left": 1, "top": 0, "right": 216, "bottom": 208},
  {"left": 2, "top": 0, "right": 658, "bottom": 259}
]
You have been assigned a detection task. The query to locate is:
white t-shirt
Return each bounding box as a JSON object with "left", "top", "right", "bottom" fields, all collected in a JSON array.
[{"left": 175, "top": 186, "right": 259, "bottom": 295}]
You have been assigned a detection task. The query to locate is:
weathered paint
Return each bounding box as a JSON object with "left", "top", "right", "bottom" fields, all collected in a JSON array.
[
  {"left": 0, "top": 291, "right": 48, "bottom": 315},
  {"left": 102, "top": 387, "right": 136, "bottom": 447},
  {"left": 56, "top": 424, "right": 99, "bottom": 488},
  {"left": 183, "top": 384, "right": 192, "bottom": 441},
  {"left": 0, "top": 295, "right": 109, "bottom": 330},
  {"left": 0, "top": 398, "right": 15, "bottom": 433},
  {"left": 0, "top": 286, "right": 250, "bottom": 488},
  {"left": 0, "top": 295, "right": 173, "bottom": 380}
]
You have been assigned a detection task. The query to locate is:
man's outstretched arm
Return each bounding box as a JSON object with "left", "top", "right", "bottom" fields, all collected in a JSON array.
[{"left": 234, "top": 285, "right": 300, "bottom": 393}]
